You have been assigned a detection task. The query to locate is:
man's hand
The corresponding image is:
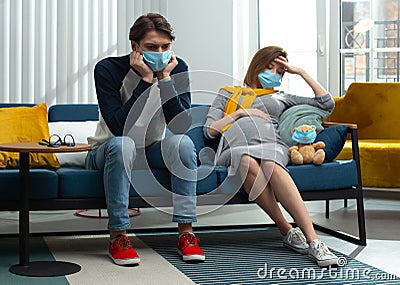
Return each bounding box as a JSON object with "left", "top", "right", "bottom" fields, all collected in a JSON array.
[
  {"left": 130, "top": 51, "right": 154, "bottom": 83},
  {"left": 157, "top": 52, "right": 178, "bottom": 81}
]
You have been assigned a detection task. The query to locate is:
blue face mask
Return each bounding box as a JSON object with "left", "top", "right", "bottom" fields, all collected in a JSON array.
[
  {"left": 258, "top": 71, "right": 281, "bottom": 89},
  {"left": 292, "top": 128, "right": 317, "bottom": 144},
  {"left": 142, "top": 50, "right": 172, "bottom": 72}
]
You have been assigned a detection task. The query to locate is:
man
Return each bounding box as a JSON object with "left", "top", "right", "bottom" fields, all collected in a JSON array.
[{"left": 86, "top": 13, "right": 204, "bottom": 265}]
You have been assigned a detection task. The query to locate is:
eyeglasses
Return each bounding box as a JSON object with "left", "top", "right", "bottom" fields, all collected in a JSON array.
[{"left": 39, "top": 134, "right": 76, "bottom": 147}]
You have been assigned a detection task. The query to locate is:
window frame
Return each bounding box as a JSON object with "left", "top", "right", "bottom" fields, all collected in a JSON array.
[{"left": 331, "top": 0, "right": 400, "bottom": 96}]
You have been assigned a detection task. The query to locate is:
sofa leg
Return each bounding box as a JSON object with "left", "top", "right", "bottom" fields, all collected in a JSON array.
[
  {"left": 356, "top": 196, "right": 367, "bottom": 246},
  {"left": 325, "top": 200, "right": 330, "bottom": 219},
  {"left": 315, "top": 194, "right": 367, "bottom": 246},
  {"left": 344, "top": 198, "right": 348, "bottom": 208}
]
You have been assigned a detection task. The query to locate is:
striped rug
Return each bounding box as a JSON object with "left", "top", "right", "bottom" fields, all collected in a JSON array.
[{"left": 137, "top": 228, "right": 400, "bottom": 285}]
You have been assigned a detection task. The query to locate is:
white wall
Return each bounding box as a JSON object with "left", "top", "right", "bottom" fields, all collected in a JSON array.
[
  {"left": 167, "top": 0, "right": 261, "bottom": 104},
  {"left": 168, "top": 0, "right": 233, "bottom": 76},
  {"left": 167, "top": 0, "right": 236, "bottom": 104}
]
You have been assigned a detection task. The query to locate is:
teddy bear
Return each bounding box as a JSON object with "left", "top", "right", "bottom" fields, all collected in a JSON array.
[{"left": 288, "top": 124, "right": 325, "bottom": 165}]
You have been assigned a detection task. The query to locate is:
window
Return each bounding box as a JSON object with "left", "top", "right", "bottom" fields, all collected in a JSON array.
[{"left": 340, "top": 0, "right": 400, "bottom": 93}]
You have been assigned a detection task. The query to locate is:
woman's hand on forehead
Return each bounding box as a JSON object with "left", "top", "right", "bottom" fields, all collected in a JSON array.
[
  {"left": 275, "top": 56, "right": 304, "bottom": 75},
  {"left": 275, "top": 56, "right": 287, "bottom": 65}
]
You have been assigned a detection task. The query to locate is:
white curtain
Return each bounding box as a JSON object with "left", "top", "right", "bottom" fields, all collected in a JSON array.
[
  {"left": 232, "top": 0, "right": 259, "bottom": 85},
  {"left": 0, "top": 0, "right": 167, "bottom": 105}
]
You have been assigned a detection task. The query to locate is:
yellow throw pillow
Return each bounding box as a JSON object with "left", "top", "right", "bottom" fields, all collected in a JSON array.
[{"left": 0, "top": 103, "right": 60, "bottom": 169}]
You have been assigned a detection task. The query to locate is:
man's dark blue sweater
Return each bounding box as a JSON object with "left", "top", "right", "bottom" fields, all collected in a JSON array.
[{"left": 93, "top": 54, "right": 192, "bottom": 140}]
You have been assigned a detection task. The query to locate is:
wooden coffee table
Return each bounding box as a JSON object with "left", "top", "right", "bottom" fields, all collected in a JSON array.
[{"left": 0, "top": 142, "right": 91, "bottom": 277}]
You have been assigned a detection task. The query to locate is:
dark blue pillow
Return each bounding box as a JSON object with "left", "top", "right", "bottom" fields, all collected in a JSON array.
[{"left": 315, "top": 125, "right": 349, "bottom": 162}]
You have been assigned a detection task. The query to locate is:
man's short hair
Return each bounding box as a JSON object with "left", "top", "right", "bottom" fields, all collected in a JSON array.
[{"left": 129, "top": 13, "right": 175, "bottom": 43}]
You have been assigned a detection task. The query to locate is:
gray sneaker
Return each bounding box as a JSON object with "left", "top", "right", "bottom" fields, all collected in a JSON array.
[
  {"left": 308, "top": 239, "right": 339, "bottom": 267},
  {"left": 282, "top": 227, "right": 309, "bottom": 254}
]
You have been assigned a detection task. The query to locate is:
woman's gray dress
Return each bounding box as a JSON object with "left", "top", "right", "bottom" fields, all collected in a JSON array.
[{"left": 203, "top": 89, "right": 335, "bottom": 176}]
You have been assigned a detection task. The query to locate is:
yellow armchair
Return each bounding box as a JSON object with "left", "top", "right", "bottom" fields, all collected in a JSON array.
[{"left": 326, "top": 82, "right": 400, "bottom": 187}]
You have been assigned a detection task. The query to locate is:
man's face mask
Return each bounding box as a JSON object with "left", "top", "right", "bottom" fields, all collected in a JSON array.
[
  {"left": 258, "top": 70, "right": 281, "bottom": 89},
  {"left": 142, "top": 50, "right": 172, "bottom": 72},
  {"left": 291, "top": 128, "right": 317, "bottom": 144}
]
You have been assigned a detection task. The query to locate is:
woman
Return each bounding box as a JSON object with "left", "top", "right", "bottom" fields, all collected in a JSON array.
[{"left": 203, "top": 46, "right": 338, "bottom": 267}]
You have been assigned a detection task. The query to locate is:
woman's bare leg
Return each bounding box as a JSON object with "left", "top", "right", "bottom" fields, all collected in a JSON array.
[
  {"left": 239, "top": 155, "right": 292, "bottom": 235},
  {"left": 261, "top": 161, "right": 318, "bottom": 242}
]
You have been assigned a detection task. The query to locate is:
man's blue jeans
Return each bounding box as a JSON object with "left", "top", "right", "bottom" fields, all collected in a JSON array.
[{"left": 85, "top": 135, "right": 198, "bottom": 231}]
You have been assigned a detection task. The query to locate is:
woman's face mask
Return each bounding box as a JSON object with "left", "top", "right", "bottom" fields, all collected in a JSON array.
[
  {"left": 258, "top": 70, "right": 281, "bottom": 89},
  {"left": 142, "top": 50, "right": 172, "bottom": 72}
]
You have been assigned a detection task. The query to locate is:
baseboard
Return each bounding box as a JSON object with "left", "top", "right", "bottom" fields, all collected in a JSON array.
[{"left": 363, "top": 187, "right": 400, "bottom": 200}]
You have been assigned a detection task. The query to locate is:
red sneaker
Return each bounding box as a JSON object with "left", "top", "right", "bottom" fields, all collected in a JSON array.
[
  {"left": 178, "top": 232, "right": 205, "bottom": 262},
  {"left": 108, "top": 235, "right": 140, "bottom": 265}
]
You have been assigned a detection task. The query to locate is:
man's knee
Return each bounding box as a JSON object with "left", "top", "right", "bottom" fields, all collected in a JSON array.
[
  {"left": 164, "top": 134, "right": 196, "bottom": 167},
  {"left": 107, "top": 136, "right": 136, "bottom": 163},
  {"left": 178, "top": 134, "right": 196, "bottom": 159}
]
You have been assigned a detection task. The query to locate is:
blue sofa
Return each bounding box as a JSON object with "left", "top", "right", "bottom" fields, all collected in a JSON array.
[{"left": 0, "top": 103, "right": 366, "bottom": 245}]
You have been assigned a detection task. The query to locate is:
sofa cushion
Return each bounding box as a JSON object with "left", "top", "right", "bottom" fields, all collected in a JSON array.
[
  {"left": 130, "top": 165, "right": 218, "bottom": 197},
  {"left": 57, "top": 167, "right": 104, "bottom": 198},
  {"left": 48, "top": 104, "right": 99, "bottom": 122},
  {"left": 57, "top": 165, "right": 219, "bottom": 199},
  {"left": 49, "top": 121, "right": 98, "bottom": 167},
  {"left": 186, "top": 125, "right": 205, "bottom": 158},
  {"left": 57, "top": 167, "right": 146, "bottom": 198},
  {"left": 130, "top": 169, "right": 170, "bottom": 197},
  {"left": 0, "top": 169, "right": 58, "bottom": 200},
  {"left": 196, "top": 165, "right": 219, "bottom": 195},
  {"left": 337, "top": 139, "right": 400, "bottom": 187},
  {"left": 0, "top": 103, "right": 60, "bottom": 169},
  {"left": 288, "top": 160, "right": 358, "bottom": 191},
  {"left": 278, "top": 104, "right": 331, "bottom": 146},
  {"left": 326, "top": 82, "right": 400, "bottom": 187},
  {"left": 186, "top": 105, "right": 209, "bottom": 158},
  {"left": 327, "top": 82, "right": 400, "bottom": 139},
  {"left": 315, "top": 125, "right": 348, "bottom": 162},
  {"left": 215, "top": 160, "right": 358, "bottom": 193}
]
